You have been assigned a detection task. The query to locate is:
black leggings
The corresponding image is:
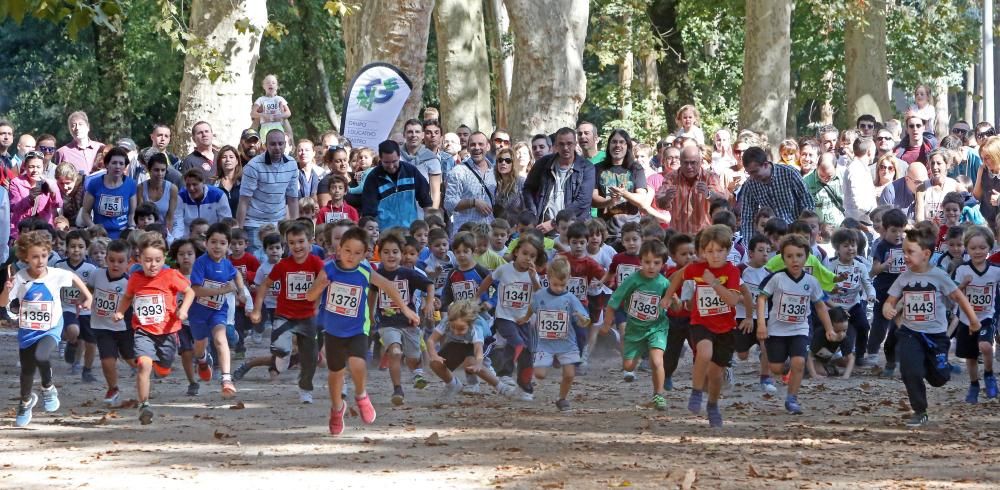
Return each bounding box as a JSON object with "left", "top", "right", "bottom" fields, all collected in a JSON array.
[{"left": 20, "top": 336, "right": 57, "bottom": 401}]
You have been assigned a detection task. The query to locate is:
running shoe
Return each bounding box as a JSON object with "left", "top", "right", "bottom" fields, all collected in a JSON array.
[
  {"left": 197, "top": 354, "right": 213, "bottom": 382},
  {"left": 299, "top": 389, "right": 314, "bottom": 404},
  {"left": 232, "top": 363, "right": 251, "bottom": 382},
  {"left": 707, "top": 403, "right": 723, "bottom": 428},
  {"left": 138, "top": 402, "right": 154, "bottom": 425},
  {"left": 187, "top": 382, "right": 200, "bottom": 397},
  {"left": 41, "top": 385, "right": 60, "bottom": 412},
  {"left": 329, "top": 402, "right": 346, "bottom": 435},
  {"left": 623, "top": 371, "right": 636, "bottom": 382},
  {"left": 497, "top": 383, "right": 518, "bottom": 398},
  {"left": 785, "top": 395, "right": 803, "bottom": 415},
  {"left": 221, "top": 380, "right": 237, "bottom": 398},
  {"left": 14, "top": 393, "right": 37, "bottom": 428},
  {"left": 104, "top": 387, "right": 121, "bottom": 407},
  {"left": 760, "top": 377, "right": 778, "bottom": 394},
  {"left": 664, "top": 376, "right": 673, "bottom": 391},
  {"left": 985, "top": 373, "right": 999, "bottom": 399},
  {"left": 461, "top": 382, "right": 481, "bottom": 395},
  {"left": 391, "top": 386, "right": 405, "bottom": 406},
  {"left": 413, "top": 373, "right": 428, "bottom": 390},
  {"left": 356, "top": 394, "right": 377, "bottom": 424},
  {"left": 70, "top": 362, "right": 82, "bottom": 375},
  {"left": 688, "top": 389, "right": 703, "bottom": 414},
  {"left": 881, "top": 365, "right": 896, "bottom": 378},
  {"left": 638, "top": 359, "right": 650, "bottom": 372},
  {"left": 439, "top": 379, "right": 463, "bottom": 403},
  {"left": 81, "top": 367, "right": 96, "bottom": 384},
  {"left": 966, "top": 383, "right": 980, "bottom": 404},
  {"left": 652, "top": 393, "right": 667, "bottom": 411},
  {"left": 906, "top": 412, "right": 928, "bottom": 428},
  {"left": 556, "top": 399, "right": 572, "bottom": 412}
]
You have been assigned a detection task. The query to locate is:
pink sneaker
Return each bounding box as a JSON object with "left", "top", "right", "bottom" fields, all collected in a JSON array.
[
  {"left": 329, "top": 402, "right": 346, "bottom": 435},
  {"left": 356, "top": 394, "right": 377, "bottom": 424}
]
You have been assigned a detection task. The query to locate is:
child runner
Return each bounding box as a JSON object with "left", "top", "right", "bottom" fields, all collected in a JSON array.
[
  {"left": 952, "top": 225, "right": 1000, "bottom": 403},
  {"left": 602, "top": 240, "right": 671, "bottom": 411},
  {"left": 662, "top": 233, "right": 696, "bottom": 390},
  {"left": 735, "top": 234, "right": 777, "bottom": 393},
  {"left": 517, "top": 255, "right": 589, "bottom": 411},
  {"left": 188, "top": 223, "right": 246, "bottom": 398},
  {"left": 591, "top": 221, "right": 643, "bottom": 369},
  {"left": 442, "top": 232, "right": 494, "bottom": 394},
  {"left": 757, "top": 234, "right": 837, "bottom": 414},
  {"left": 807, "top": 306, "right": 854, "bottom": 379},
  {"left": 89, "top": 239, "right": 135, "bottom": 406},
  {"left": 168, "top": 238, "right": 202, "bottom": 395},
  {"left": 113, "top": 232, "right": 194, "bottom": 424},
  {"left": 560, "top": 222, "right": 606, "bottom": 355},
  {"left": 5, "top": 231, "right": 93, "bottom": 427},
  {"left": 306, "top": 227, "right": 418, "bottom": 436},
  {"left": 56, "top": 230, "right": 98, "bottom": 383},
  {"left": 428, "top": 300, "right": 517, "bottom": 402},
  {"left": 869, "top": 208, "right": 908, "bottom": 374},
  {"left": 882, "top": 224, "right": 978, "bottom": 427},
  {"left": 248, "top": 233, "right": 283, "bottom": 345},
  {"left": 229, "top": 228, "right": 259, "bottom": 359},
  {"left": 245, "top": 223, "right": 324, "bottom": 403},
  {"left": 662, "top": 225, "right": 741, "bottom": 427},
  {"left": 373, "top": 232, "right": 435, "bottom": 406},
  {"left": 823, "top": 228, "right": 875, "bottom": 376}
]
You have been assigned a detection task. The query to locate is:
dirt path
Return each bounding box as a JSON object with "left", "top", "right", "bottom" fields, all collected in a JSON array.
[{"left": 1, "top": 330, "right": 998, "bottom": 489}]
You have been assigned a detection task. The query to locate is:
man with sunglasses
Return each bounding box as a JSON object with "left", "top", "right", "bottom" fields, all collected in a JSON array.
[
  {"left": 873, "top": 128, "right": 908, "bottom": 180},
  {"left": 400, "top": 118, "right": 443, "bottom": 208},
  {"left": 895, "top": 113, "right": 937, "bottom": 166},
  {"left": 487, "top": 129, "right": 511, "bottom": 164},
  {"left": 35, "top": 134, "right": 58, "bottom": 178},
  {"left": 974, "top": 123, "right": 996, "bottom": 149},
  {"left": 856, "top": 114, "right": 878, "bottom": 138}
]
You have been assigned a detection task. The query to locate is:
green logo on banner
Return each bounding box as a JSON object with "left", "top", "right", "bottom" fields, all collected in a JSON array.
[{"left": 357, "top": 77, "right": 400, "bottom": 111}]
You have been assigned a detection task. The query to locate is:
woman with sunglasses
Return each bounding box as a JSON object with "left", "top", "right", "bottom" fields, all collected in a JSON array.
[
  {"left": 493, "top": 147, "right": 525, "bottom": 222},
  {"left": 9, "top": 152, "right": 62, "bottom": 239},
  {"left": 873, "top": 153, "right": 900, "bottom": 196},
  {"left": 974, "top": 123, "right": 996, "bottom": 149},
  {"left": 35, "top": 134, "right": 58, "bottom": 178},
  {"left": 973, "top": 136, "right": 1000, "bottom": 232}
]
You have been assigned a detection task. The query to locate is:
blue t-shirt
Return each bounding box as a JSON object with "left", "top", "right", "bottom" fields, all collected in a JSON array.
[
  {"left": 531, "top": 287, "right": 588, "bottom": 354},
  {"left": 872, "top": 240, "right": 906, "bottom": 293},
  {"left": 318, "top": 260, "right": 373, "bottom": 337},
  {"left": 189, "top": 254, "right": 237, "bottom": 316},
  {"left": 85, "top": 176, "right": 136, "bottom": 238}
]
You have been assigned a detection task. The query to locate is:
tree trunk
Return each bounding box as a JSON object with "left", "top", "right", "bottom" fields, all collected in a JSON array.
[
  {"left": 620, "top": 41, "right": 634, "bottom": 119},
  {"left": 435, "top": 0, "right": 493, "bottom": 132},
  {"left": 343, "top": 0, "right": 435, "bottom": 135},
  {"left": 172, "top": 0, "right": 267, "bottom": 155},
  {"left": 299, "top": 0, "right": 340, "bottom": 133},
  {"left": 844, "top": 0, "right": 890, "bottom": 124},
  {"left": 975, "top": 62, "right": 984, "bottom": 123},
  {"left": 648, "top": 0, "right": 691, "bottom": 133},
  {"left": 965, "top": 63, "right": 975, "bottom": 124},
  {"left": 484, "top": 0, "right": 513, "bottom": 130},
  {"left": 984, "top": 0, "right": 995, "bottom": 125},
  {"left": 642, "top": 50, "right": 659, "bottom": 100},
  {"left": 505, "top": 0, "right": 589, "bottom": 141},
  {"left": 94, "top": 23, "right": 130, "bottom": 140},
  {"left": 739, "top": 0, "right": 791, "bottom": 148},
  {"left": 933, "top": 77, "right": 950, "bottom": 138}
]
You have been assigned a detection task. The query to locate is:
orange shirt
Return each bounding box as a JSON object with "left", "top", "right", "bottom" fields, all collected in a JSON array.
[
  {"left": 656, "top": 169, "right": 727, "bottom": 234},
  {"left": 126, "top": 268, "right": 191, "bottom": 335}
]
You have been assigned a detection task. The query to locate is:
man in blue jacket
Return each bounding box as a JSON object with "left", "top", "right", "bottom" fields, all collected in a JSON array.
[
  {"left": 362, "top": 140, "right": 432, "bottom": 230},
  {"left": 523, "top": 127, "right": 596, "bottom": 233}
]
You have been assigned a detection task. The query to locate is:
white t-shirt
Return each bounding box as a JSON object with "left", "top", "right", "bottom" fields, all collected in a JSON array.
[
  {"left": 423, "top": 252, "right": 457, "bottom": 295},
  {"left": 824, "top": 257, "right": 876, "bottom": 308},
  {"left": 491, "top": 263, "right": 534, "bottom": 322},
  {"left": 952, "top": 262, "right": 1000, "bottom": 324},
  {"left": 89, "top": 270, "right": 129, "bottom": 331},
  {"left": 255, "top": 95, "right": 288, "bottom": 119},
  {"left": 588, "top": 244, "right": 616, "bottom": 296},
  {"left": 55, "top": 260, "right": 97, "bottom": 315},
  {"left": 888, "top": 268, "right": 957, "bottom": 334},
  {"left": 254, "top": 261, "right": 279, "bottom": 309},
  {"left": 760, "top": 271, "right": 824, "bottom": 336},
  {"left": 11, "top": 268, "right": 75, "bottom": 331},
  {"left": 736, "top": 264, "right": 770, "bottom": 320}
]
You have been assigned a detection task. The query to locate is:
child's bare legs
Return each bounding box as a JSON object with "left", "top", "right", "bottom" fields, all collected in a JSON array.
[
  {"left": 981, "top": 340, "right": 994, "bottom": 375},
  {"left": 181, "top": 351, "right": 196, "bottom": 383},
  {"left": 706, "top": 363, "right": 723, "bottom": 402},
  {"left": 136, "top": 357, "right": 152, "bottom": 403},
  {"left": 474, "top": 361, "right": 501, "bottom": 387},
  {"left": 688, "top": 339, "right": 714, "bottom": 414},
  {"left": 83, "top": 342, "right": 97, "bottom": 370},
  {"left": 211, "top": 326, "right": 231, "bottom": 376},
  {"left": 649, "top": 349, "right": 664, "bottom": 395},
  {"left": 967, "top": 357, "right": 981, "bottom": 382},
  {"left": 387, "top": 344, "right": 404, "bottom": 386},
  {"left": 430, "top": 358, "right": 453, "bottom": 383},
  {"left": 785, "top": 356, "right": 805, "bottom": 395},
  {"left": 348, "top": 356, "right": 368, "bottom": 398},
  {"left": 328, "top": 369, "right": 346, "bottom": 410}
]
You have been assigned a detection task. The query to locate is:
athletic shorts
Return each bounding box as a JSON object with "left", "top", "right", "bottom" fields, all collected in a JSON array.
[
  {"left": 133, "top": 329, "right": 178, "bottom": 367},
  {"left": 437, "top": 342, "right": 474, "bottom": 371},
  {"left": 380, "top": 326, "right": 422, "bottom": 359},
  {"left": 63, "top": 312, "right": 96, "bottom": 343},
  {"left": 534, "top": 350, "right": 581, "bottom": 368},
  {"left": 271, "top": 316, "right": 318, "bottom": 358},
  {"left": 189, "top": 311, "right": 228, "bottom": 341},
  {"left": 95, "top": 329, "right": 135, "bottom": 360},
  {"left": 623, "top": 324, "right": 667, "bottom": 361},
  {"left": 324, "top": 333, "right": 368, "bottom": 372},
  {"left": 734, "top": 318, "right": 759, "bottom": 353},
  {"left": 765, "top": 334, "right": 809, "bottom": 364},
  {"left": 956, "top": 318, "right": 996, "bottom": 359},
  {"left": 177, "top": 324, "right": 194, "bottom": 353},
  {"left": 689, "top": 324, "right": 735, "bottom": 367}
]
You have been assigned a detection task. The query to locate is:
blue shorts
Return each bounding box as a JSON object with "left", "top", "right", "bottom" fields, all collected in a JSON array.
[
  {"left": 189, "top": 311, "right": 228, "bottom": 341},
  {"left": 62, "top": 312, "right": 95, "bottom": 343}
]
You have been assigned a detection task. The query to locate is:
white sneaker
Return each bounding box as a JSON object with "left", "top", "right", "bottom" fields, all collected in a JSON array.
[
  {"left": 497, "top": 383, "right": 518, "bottom": 398},
  {"left": 439, "top": 379, "right": 463, "bottom": 402},
  {"left": 299, "top": 389, "right": 314, "bottom": 404},
  {"left": 515, "top": 388, "right": 534, "bottom": 402},
  {"left": 623, "top": 371, "right": 636, "bottom": 382},
  {"left": 461, "top": 383, "right": 481, "bottom": 395},
  {"left": 498, "top": 376, "right": 516, "bottom": 386},
  {"left": 724, "top": 367, "right": 735, "bottom": 387}
]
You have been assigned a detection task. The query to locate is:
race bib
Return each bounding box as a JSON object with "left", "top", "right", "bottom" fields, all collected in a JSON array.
[
  {"left": 902, "top": 291, "right": 936, "bottom": 322},
  {"left": 776, "top": 293, "right": 809, "bottom": 323},
  {"left": 134, "top": 294, "right": 166, "bottom": 326},
  {"left": 20, "top": 300, "right": 55, "bottom": 331},
  {"left": 235, "top": 265, "right": 248, "bottom": 281},
  {"left": 696, "top": 285, "right": 730, "bottom": 316},
  {"left": 966, "top": 284, "right": 993, "bottom": 313},
  {"left": 196, "top": 279, "right": 226, "bottom": 310},
  {"left": 887, "top": 248, "right": 906, "bottom": 274},
  {"left": 616, "top": 264, "right": 639, "bottom": 286},
  {"left": 432, "top": 263, "right": 454, "bottom": 289},
  {"left": 285, "top": 272, "right": 313, "bottom": 301},
  {"left": 538, "top": 274, "right": 549, "bottom": 289},
  {"left": 537, "top": 309, "right": 569, "bottom": 340},
  {"left": 379, "top": 279, "right": 409, "bottom": 309},
  {"left": 61, "top": 287, "right": 82, "bottom": 305},
  {"left": 727, "top": 248, "right": 742, "bottom": 265},
  {"left": 500, "top": 282, "right": 531, "bottom": 310},
  {"left": 836, "top": 264, "right": 860, "bottom": 292},
  {"left": 267, "top": 280, "right": 280, "bottom": 299},
  {"left": 627, "top": 291, "right": 660, "bottom": 321},
  {"left": 98, "top": 194, "right": 124, "bottom": 217},
  {"left": 93, "top": 288, "right": 119, "bottom": 318},
  {"left": 925, "top": 201, "right": 943, "bottom": 224},
  {"left": 451, "top": 280, "right": 477, "bottom": 301},
  {"left": 325, "top": 281, "right": 363, "bottom": 317},
  {"left": 568, "top": 277, "right": 587, "bottom": 300},
  {"left": 324, "top": 211, "right": 348, "bottom": 223}
]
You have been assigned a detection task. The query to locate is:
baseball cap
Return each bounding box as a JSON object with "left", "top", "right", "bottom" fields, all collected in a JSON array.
[{"left": 241, "top": 129, "right": 260, "bottom": 141}]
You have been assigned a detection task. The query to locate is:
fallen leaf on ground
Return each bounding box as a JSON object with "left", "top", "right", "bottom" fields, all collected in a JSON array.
[
  {"left": 229, "top": 402, "right": 245, "bottom": 410},
  {"left": 425, "top": 432, "right": 444, "bottom": 446},
  {"left": 748, "top": 464, "right": 764, "bottom": 478},
  {"left": 214, "top": 430, "right": 233, "bottom": 439}
]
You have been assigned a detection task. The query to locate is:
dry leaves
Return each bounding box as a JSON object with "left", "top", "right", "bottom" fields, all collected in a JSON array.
[
  {"left": 425, "top": 432, "right": 444, "bottom": 446},
  {"left": 229, "top": 402, "right": 246, "bottom": 410}
]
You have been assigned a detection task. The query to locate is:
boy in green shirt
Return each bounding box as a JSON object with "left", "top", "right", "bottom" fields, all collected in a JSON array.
[
  {"left": 600, "top": 240, "right": 671, "bottom": 411},
  {"left": 764, "top": 220, "right": 843, "bottom": 292}
]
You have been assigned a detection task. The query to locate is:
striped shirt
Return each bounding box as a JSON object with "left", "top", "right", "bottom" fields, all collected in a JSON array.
[
  {"left": 444, "top": 158, "right": 496, "bottom": 234},
  {"left": 739, "top": 163, "right": 815, "bottom": 240},
  {"left": 240, "top": 153, "right": 299, "bottom": 227}
]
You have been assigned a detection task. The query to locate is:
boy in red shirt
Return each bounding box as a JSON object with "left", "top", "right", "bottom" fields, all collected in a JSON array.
[
  {"left": 559, "top": 222, "right": 606, "bottom": 352},
  {"left": 662, "top": 225, "right": 741, "bottom": 428},
  {"left": 113, "top": 233, "right": 195, "bottom": 425},
  {"left": 317, "top": 175, "right": 360, "bottom": 224},
  {"left": 241, "top": 222, "right": 325, "bottom": 404},
  {"left": 229, "top": 228, "right": 260, "bottom": 359}
]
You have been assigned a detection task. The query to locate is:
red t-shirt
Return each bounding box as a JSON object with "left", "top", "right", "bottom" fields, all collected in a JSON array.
[
  {"left": 663, "top": 265, "right": 691, "bottom": 318},
  {"left": 683, "top": 261, "right": 740, "bottom": 333},
  {"left": 608, "top": 252, "right": 642, "bottom": 288},
  {"left": 126, "top": 268, "right": 191, "bottom": 335},
  {"left": 230, "top": 253, "right": 260, "bottom": 292},
  {"left": 317, "top": 201, "right": 360, "bottom": 224},
  {"left": 268, "top": 254, "right": 325, "bottom": 319},
  {"left": 560, "top": 252, "right": 606, "bottom": 306}
]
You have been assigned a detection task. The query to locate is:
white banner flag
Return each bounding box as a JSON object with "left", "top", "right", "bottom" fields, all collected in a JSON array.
[{"left": 340, "top": 63, "right": 413, "bottom": 149}]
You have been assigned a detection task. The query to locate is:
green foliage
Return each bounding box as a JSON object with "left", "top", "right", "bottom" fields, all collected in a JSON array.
[
  {"left": 886, "top": 0, "right": 980, "bottom": 89},
  {"left": 0, "top": 0, "right": 127, "bottom": 39}
]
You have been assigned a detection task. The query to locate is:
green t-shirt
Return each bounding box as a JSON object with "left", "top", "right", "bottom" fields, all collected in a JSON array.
[
  {"left": 588, "top": 151, "right": 606, "bottom": 217},
  {"left": 764, "top": 254, "right": 836, "bottom": 292},
  {"left": 608, "top": 271, "right": 670, "bottom": 331}
]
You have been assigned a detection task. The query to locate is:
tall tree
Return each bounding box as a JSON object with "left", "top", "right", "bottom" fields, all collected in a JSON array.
[
  {"left": 739, "top": 0, "right": 791, "bottom": 148},
  {"left": 172, "top": 0, "right": 268, "bottom": 155},
  {"left": 343, "top": 0, "right": 435, "bottom": 134},
  {"left": 483, "top": 0, "right": 513, "bottom": 129},
  {"left": 845, "top": 0, "right": 890, "bottom": 124},
  {"left": 435, "top": 0, "right": 493, "bottom": 132},
  {"left": 298, "top": 0, "right": 341, "bottom": 132},
  {"left": 94, "top": 21, "right": 130, "bottom": 139}
]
